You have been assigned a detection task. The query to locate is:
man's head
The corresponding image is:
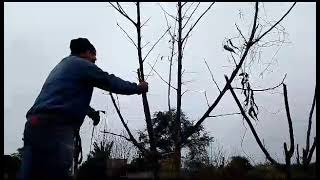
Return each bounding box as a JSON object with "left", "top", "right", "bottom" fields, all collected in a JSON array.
[{"left": 70, "top": 38, "right": 97, "bottom": 63}]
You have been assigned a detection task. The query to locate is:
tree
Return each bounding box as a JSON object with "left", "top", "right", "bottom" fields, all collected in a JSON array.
[{"left": 138, "top": 109, "right": 213, "bottom": 167}]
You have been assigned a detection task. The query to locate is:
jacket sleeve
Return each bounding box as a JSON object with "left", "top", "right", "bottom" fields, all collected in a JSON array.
[{"left": 81, "top": 60, "right": 141, "bottom": 95}]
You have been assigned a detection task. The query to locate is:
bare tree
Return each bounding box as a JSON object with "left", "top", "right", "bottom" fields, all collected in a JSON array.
[
  {"left": 104, "top": 2, "right": 299, "bottom": 178},
  {"left": 106, "top": 2, "right": 171, "bottom": 179},
  {"left": 158, "top": 2, "right": 215, "bottom": 175}
]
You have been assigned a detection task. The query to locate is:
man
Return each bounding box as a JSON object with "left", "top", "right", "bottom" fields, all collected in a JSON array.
[{"left": 17, "top": 38, "right": 148, "bottom": 180}]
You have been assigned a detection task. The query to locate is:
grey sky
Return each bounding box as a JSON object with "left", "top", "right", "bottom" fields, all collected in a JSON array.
[{"left": 4, "top": 2, "right": 316, "bottom": 164}]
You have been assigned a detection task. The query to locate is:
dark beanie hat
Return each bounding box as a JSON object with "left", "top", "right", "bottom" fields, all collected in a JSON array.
[{"left": 70, "top": 38, "right": 96, "bottom": 55}]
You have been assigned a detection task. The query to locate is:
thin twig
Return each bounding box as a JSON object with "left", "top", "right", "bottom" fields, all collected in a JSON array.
[
  {"left": 204, "top": 59, "right": 221, "bottom": 92},
  {"left": 146, "top": 54, "right": 160, "bottom": 80},
  {"left": 158, "top": 3, "right": 178, "bottom": 21},
  {"left": 146, "top": 62, "right": 178, "bottom": 90},
  {"left": 182, "top": 2, "right": 215, "bottom": 43},
  {"left": 232, "top": 74, "right": 286, "bottom": 92},
  {"left": 182, "top": 2, "right": 200, "bottom": 30},
  {"left": 182, "top": 2, "right": 195, "bottom": 19},
  {"left": 142, "top": 42, "right": 150, "bottom": 49},
  {"left": 204, "top": 91, "right": 210, "bottom": 107},
  {"left": 141, "top": 17, "right": 151, "bottom": 28},
  {"left": 109, "top": 2, "right": 137, "bottom": 26},
  {"left": 117, "top": 22, "right": 138, "bottom": 49},
  {"left": 235, "top": 23, "right": 248, "bottom": 44},
  {"left": 143, "top": 27, "right": 171, "bottom": 62},
  {"left": 253, "top": 2, "right": 297, "bottom": 44}
]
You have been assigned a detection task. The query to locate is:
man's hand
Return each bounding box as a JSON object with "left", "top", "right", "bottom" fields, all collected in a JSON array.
[
  {"left": 87, "top": 106, "right": 100, "bottom": 126},
  {"left": 91, "top": 111, "right": 100, "bottom": 126},
  {"left": 137, "top": 81, "right": 148, "bottom": 94}
]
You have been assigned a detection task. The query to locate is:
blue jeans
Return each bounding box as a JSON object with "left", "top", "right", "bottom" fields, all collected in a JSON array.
[{"left": 17, "top": 117, "right": 75, "bottom": 180}]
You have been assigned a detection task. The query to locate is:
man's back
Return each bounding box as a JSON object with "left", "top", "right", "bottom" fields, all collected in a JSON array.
[{"left": 27, "top": 55, "right": 94, "bottom": 127}]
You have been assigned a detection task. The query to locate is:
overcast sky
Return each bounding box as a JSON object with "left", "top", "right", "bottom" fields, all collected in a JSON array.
[{"left": 4, "top": 2, "right": 316, "bottom": 164}]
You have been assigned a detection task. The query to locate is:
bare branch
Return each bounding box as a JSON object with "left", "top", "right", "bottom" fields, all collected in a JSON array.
[
  {"left": 158, "top": 3, "right": 178, "bottom": 21},
  {"left": 248, "top": 2, "right": 259, "bottom": 45},
  {"left": 307, "top": 137, "right": 316, "bottom": 164},
  {"left": 253, "top": 2, "right": 297, "bottom": 44},
  {"left": 109, "top": 2, "right": 137, "bottom": 26},
  {"left": 181, "top": 3, "right": 260, "bottom": 144},
  {"left": 204, "top": 59, "right": 221, "bottom": 92},
  {"left": 204, "top": 91, "right": 210, "bottom": 107},
  {"left": 182, "top": 2, "right": 215, "bottom": 43},
  {"left": 117, "top": 22, "right": 138, "bottom": 49},
  {"left": 145, "top": 54, "right": 160, "bottom": 80},
  {"left": 143, "top": 27, "right": 171, "bottom": 62},
  {"left": 208, "top": 112, "right": 241, "bottom": 118},
  {"left": 109, "top": 92, "right": 147, "bottom": 155},
  {"left": 181, "top": 2, "right": 188, "bottom": 8},
  {"left": 142, "top": 42, "right": 150, "bottom": 49},
  {"left": 146, "top": 62, "right": 178, "bottom": 91},
  {"left": 283, "top": 84, "right": 294, "bottom": 155},
  {"left": 182, "top": 2, "right": 200, "bottom": 30},
  {"left": 141, "top": 17, "right": 151, "bottom": 28},
  {"left": 182, "top": 2, "right": 195, "bottom": 19},
  {"left": 306, "top": 85, "right": 316, "bottom": 152},
  {"left": 230, "top": 52, "right": 238, "bottom": 66},
  {"left": 167, "top": 16, "right": 177, "bottom": 112},
  {"left": 181, "top": 89, "right": 190, "bottom": 96},
  {"left": 296, "top": 144, "right": 300, "bottom": 165},
  {"left": 235, "top": 23, "right": 248, "bottom": 43},
  {"left": 232, "top": 74, "right": 286, "bottom": 92},
  {"left": 226, "top": 75, "right": 279, "bottom": 165}
]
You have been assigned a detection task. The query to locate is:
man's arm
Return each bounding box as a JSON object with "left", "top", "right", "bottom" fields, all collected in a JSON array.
[{"left": 80, "top": 60, "right": 147, "bottom": 95}]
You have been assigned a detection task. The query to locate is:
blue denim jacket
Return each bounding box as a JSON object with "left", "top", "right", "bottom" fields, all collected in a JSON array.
[{"left": 26, "top": 55, "right": 140, "bottom": 128}]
